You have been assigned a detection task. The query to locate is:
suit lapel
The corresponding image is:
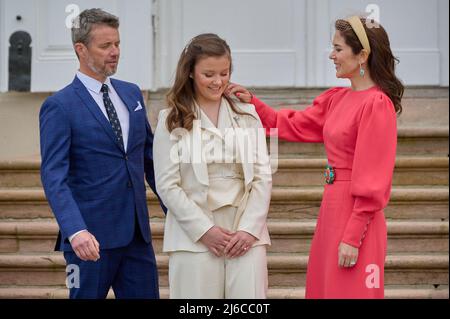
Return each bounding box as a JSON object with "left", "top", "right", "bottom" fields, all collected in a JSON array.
[
  {"left": 190, "top": 117, "right": 209, "bottom": 186},
  {"left": 72, "top": 77, "right": 124, "bottom": 153},
  {"left": 197, "top": 100, "right": 223, "bottom": 139},
  {"left": 187, "top": 99, "right": 256, "bottom": 188},
  {"left": 226, "top": 101, "right": 254, "bottom": 188}
]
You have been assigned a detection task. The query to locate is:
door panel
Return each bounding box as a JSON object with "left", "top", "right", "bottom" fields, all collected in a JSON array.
[
  {"left": 157, "top": 0, "right": 307, "bottom": 87},
  {"left": 1, "top": 0, "right": 153, "bottom": 92},
  {"left": 157, "top": 0, "right": 448, "bottom": 88}
]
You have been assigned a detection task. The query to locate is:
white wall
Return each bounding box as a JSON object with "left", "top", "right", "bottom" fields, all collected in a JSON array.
[
  {"left": 0, "top": 0, "right": 448, "bottom": 91},
  {"left": 0, "top": 0, "right": 153, "bottom": 92},
  {"left": 156, "top": 0, "right": 308, "bottom": 88},
  {"left": 0, "top": 1, "right": 6, "bottom": 92},
  {"left": 438, "top": 0, "right": 449, "bottom": 86},
  {"left": 157, "top": 0, "right": 449, "bottom": 89}
]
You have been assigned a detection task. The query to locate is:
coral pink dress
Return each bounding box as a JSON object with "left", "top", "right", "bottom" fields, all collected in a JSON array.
[{"left": 251, "top": 86, "right": 397, "bottom": 298}]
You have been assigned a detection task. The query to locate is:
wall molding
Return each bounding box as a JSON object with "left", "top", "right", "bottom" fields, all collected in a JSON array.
[{"left": 0, "top": 1, "right": 7, "bottom": 92}]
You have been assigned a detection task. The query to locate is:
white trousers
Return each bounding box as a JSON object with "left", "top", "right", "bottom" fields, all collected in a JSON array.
[
  {"left": 168, "top": 206, "right": 268, "bottom": 299},
  {"left": 169, "top": 245, "right": 268, "bottom": 299}
]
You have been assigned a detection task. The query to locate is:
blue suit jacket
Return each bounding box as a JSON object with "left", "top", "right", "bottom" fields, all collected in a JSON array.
[{"left": 40, "top": 76, "right": 166, "bottom": 251}]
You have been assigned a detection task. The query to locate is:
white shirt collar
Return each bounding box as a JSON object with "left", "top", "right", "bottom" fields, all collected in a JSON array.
[{"left": 76, "top": 70, "right": 112, "bottom": 94}]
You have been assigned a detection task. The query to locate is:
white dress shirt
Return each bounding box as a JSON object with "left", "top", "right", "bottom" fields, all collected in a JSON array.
[
  {"left": 69, "top": 71, "right": 131, "bottom": 243},
  {"left": 76, "top": 71, "right": 130, "bottom": 152}
]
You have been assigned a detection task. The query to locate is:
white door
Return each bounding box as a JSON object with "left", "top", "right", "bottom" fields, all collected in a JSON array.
[
  {"left": 156, "top": 0, "right": 308, "bottom": 88},
  {"left": 156, "top": 0, "right": 449, "bottom": 88},
  {"left": 0, "top": 0, "right": 154, "bottom": 92},
  {"left": 316, "top": 0, "right": 449, "bottom": 87}
]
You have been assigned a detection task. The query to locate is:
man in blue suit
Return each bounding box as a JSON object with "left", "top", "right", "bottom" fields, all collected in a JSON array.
[{"left": 39, "top": 8, "right": 165, "bottom": 299}]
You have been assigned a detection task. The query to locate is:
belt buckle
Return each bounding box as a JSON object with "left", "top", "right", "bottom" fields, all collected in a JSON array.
[{"left": 324, "top": 164, "right": 335, "bottom": 184}]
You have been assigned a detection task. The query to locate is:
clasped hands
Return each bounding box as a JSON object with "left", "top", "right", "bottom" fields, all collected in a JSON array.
[{"left": 199, "top": 226, "right": 257, "bottom": 258}]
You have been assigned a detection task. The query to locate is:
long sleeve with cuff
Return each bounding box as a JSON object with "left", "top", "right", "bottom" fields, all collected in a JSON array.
[{"left": 342, "top": 93, "right": 397, "bottom": 248}]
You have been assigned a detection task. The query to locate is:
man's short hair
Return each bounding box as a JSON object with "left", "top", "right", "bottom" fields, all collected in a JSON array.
[{"left": 71, "top": 8, "right": 119, "bottom": 47}]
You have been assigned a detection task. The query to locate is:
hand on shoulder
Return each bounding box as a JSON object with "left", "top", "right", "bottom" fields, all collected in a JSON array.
[{"left": 226, "top": 83, "right": 253, "bottom": 103}]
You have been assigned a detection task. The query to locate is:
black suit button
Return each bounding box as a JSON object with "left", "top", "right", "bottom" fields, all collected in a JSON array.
[
  {"left": 127, "top": 181, "right": 132, "bottom": 188},
  {"left": 125, "top": 156, "right": 129, "bottom": 160}
]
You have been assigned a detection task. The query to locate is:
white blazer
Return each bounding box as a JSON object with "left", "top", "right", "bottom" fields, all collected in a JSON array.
[{"left": 153, "top": 99, "right": 272, "bottom": 252}]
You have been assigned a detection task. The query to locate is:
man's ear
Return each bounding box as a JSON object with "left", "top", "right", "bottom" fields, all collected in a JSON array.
[{"left": 74, "top": 43, "right": 86, "bottom": 59}]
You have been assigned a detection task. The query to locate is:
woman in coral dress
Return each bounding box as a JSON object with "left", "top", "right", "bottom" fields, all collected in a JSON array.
[{"left": 228, "top": 17, "right": 404, "bottom": 298}]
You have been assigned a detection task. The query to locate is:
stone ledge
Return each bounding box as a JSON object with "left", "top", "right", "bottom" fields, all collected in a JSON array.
[
  {"left": 275, "top": 157, "right": 449, "bottom": 169},
  {"left": 0, "top": 253, "right": 447, "bottom": 271},
  {"left": 0, "top": 285, "right": 447, "bottom": 299},
  {"left": 0, "top": 187, "right": 447, "bottom": 203},
  {"left": 2, "top": 156, "right": 447, "bottom": 170},
  {"left": 147, "top": 87, "right": 449, "bottom": 102},
  {"left": 0, "top": 220, "right": 447, "bottom": 238}
]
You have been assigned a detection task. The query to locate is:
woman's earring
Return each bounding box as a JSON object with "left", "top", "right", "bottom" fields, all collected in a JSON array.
[{"left": 359, "top": 62, "right": 365, "bottom": 77}]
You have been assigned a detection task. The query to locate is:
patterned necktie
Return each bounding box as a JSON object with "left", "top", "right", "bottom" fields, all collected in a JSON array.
[{"left": 101, "top": 84, "right": 124, "bottom": 150}]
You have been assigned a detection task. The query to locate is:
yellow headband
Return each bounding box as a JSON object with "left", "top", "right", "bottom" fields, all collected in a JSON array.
[{"left": 346, "top": 16, "right": 371, "bottom": 55}]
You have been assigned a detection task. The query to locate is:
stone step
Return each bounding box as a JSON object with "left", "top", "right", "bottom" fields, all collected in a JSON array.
[
  {"left": 0, "top": 285, "right": 447, "bottom": 299},
  {"left": 0, "top": 220, "right": 447, "bottom": 254},
  {"left": 272, "top": 157, "right": 449, "bottom": 187},
  {"left": 0, "top": 187, "right": 447, "bottom": 221},
  {"left": 2, "top": 87, "right": 446, "bottom": 161},
  {"left": 147, "top": 87, "right": 449, "bottom": 132},
  {"left": 2, "top": 156, "right": 448, "bottom": 188},
  {"left": 0, "top": 253, "right": 447, "bottom": 287},
  {"left": 148, "top": 86, "right": 449, "bottom": 105},
  {"left": 275, "top": 128, "right": 449, "bottom": 157}
]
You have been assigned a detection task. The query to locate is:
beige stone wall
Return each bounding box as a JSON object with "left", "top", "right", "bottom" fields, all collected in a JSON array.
[
  {"left": 0, "top": 91, "right": 166, "bottom": 161},
  {"left": 0, "top": 93, "right": 50, "bottom": 160},
  {"left": 0, "top": 88, "right": 448, "bottom": 161}
]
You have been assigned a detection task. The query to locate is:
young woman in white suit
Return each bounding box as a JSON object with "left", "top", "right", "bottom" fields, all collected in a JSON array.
[{"left": 153, "top": 33, "right": 272, "bottom": 299}]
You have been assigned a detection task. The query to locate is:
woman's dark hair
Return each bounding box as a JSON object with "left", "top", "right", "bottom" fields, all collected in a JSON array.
[{"left": 336, "top": 17, "right": 404, "bottom": 114}]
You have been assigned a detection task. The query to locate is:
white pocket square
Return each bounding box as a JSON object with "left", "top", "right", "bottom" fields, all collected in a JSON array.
[{"left": 134, "top": 101, "right": 143, "bottom": 112}]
